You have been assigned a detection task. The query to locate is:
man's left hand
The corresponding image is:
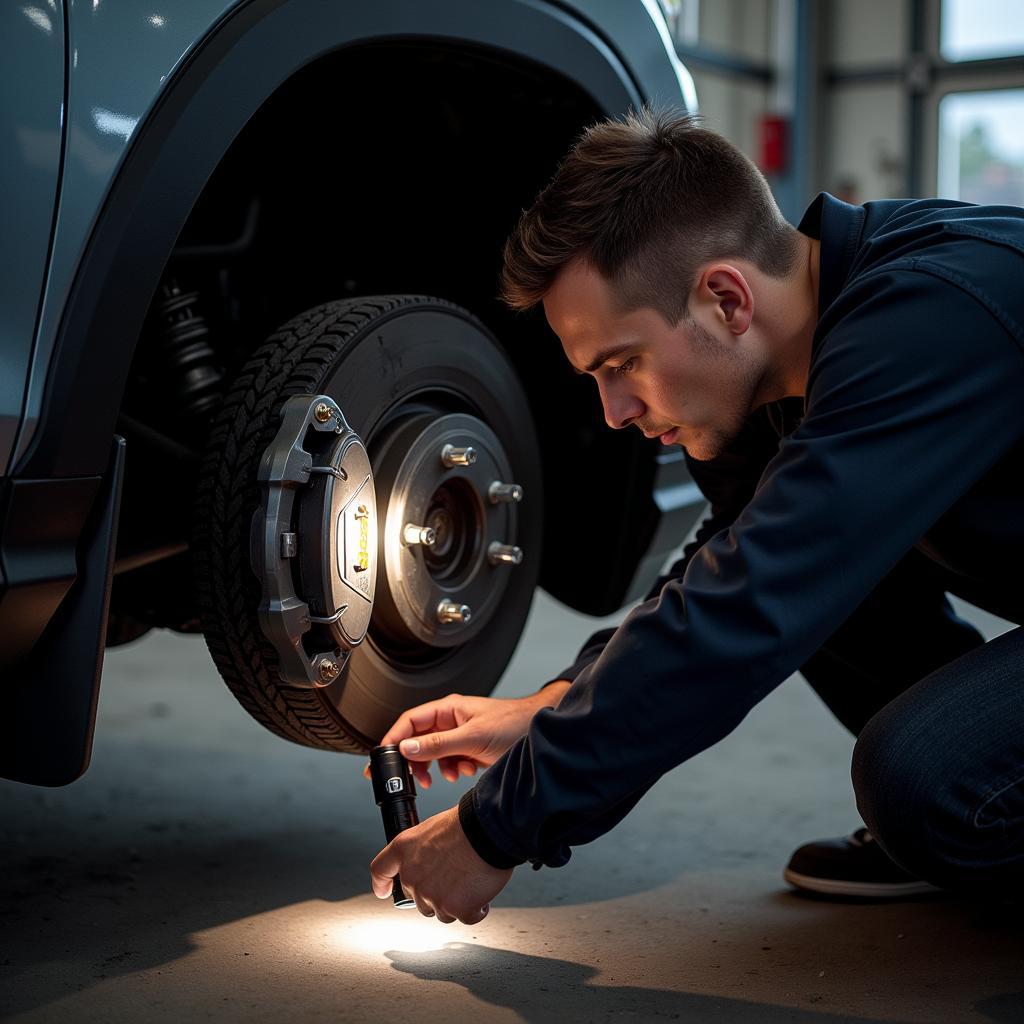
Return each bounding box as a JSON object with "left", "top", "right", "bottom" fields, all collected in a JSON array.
[{"left": 369, "top": 805, "right": 514, "bottom": 924}]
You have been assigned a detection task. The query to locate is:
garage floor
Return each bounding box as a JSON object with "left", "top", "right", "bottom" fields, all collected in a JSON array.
[{"left": 1, "top": 589, "right": 1021, "bottom": 1024}]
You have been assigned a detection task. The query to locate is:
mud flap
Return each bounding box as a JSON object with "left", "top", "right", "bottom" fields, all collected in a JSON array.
[{"left": 0, "top": 437, "right": 125, "bottom": 786}]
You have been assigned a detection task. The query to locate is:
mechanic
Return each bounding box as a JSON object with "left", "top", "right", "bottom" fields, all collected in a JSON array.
[{"left": 368, "top": 109, "right": 1024, "bottom": 925}]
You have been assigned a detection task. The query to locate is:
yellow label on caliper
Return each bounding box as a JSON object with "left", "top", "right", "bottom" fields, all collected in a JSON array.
[
  {"left": 339, "top": 476, "right": 374, "bottom": 601},
  {"left": 354, "top": 504, "right": 370, "bottom": 573}
]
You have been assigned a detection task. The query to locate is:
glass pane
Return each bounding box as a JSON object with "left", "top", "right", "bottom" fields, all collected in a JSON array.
[
  {"left": 941, "top": 0, "right": 1024, "bottom": 61},
  {"left": 661, "top": 0, "right": 700, "bottom": 45},
  {"left": 938, "top": 90, "right": 1024, "bottom": 206}
]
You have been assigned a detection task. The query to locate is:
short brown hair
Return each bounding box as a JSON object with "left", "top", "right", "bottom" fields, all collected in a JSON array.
[{"left": 501, "top": 108, "right": 799, "bottom": 324}]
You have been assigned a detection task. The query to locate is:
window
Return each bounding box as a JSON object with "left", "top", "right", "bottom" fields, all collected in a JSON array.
[
  {"left": 940, "top": 0, "right": 1024, "bottom": 61},
  {"left": 937, "top": 90, "right": 1024, "bottom": 205}
]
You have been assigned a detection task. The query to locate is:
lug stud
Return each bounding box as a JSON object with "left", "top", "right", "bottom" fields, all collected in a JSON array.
[
  {"left": 488, "top": 481, "right": 523, "bottom": 504},
  {"left": 437, "top": 599, "right": 472, "bottom": 625},
  {"left": 318, "top": 657, "right": 340, "bottom": 682},
  {"left": 403, "top": 523, "right": 437, "bottom": 547},
  {"left": 314, "top": 402, "right": 333, "bottom": 423},
  {"left": 488, "top": 542, "right": 523, "bottom": 566},
  {"left": 441, "top": 444, "right": 476, "bottom": 467}
]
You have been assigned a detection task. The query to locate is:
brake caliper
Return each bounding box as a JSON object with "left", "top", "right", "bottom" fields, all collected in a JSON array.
[{"left": 250, "top": 395, "right": 376, "bottom": 686}]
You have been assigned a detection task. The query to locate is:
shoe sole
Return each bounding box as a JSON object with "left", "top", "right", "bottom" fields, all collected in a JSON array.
[{"left": 783, "top": 867, "right": 943, "bottom": 898}]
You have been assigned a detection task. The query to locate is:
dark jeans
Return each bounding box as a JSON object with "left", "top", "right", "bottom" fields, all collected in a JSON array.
[{"left": 799, "top": 547, "right": 1024, "bottom": 896}]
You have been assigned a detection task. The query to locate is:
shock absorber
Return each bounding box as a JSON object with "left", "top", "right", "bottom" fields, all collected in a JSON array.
[{"left": 150, "top": 275, "right": 224, "bottom": 436}]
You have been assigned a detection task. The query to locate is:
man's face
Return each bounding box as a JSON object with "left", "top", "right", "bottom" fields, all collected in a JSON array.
[{"left": 542, "top": 260, "right": 766, "bottom": 461}]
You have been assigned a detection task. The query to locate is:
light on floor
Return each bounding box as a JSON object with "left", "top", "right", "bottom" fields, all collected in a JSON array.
[{"left": 340, "top": 915, "right": 452, "bottom": 955}]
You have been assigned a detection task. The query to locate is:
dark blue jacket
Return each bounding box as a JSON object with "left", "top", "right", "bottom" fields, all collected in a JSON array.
[{"left": 460, "top": 192, "right": 1024, "bottom": 870}]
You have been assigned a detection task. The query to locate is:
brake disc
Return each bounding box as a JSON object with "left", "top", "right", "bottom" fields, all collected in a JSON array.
[{"left": 249, "top": 395, "right": 377, "bottom": 687}]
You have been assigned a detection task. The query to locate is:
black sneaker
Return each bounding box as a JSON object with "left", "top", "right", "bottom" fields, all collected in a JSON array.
[{"left": 783, "top": 827, "right": 943, "bottom": 899}]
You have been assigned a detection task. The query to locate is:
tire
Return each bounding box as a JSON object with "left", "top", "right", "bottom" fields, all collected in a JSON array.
[{"left": 192, "top": 296, "right": 542, "bottom": 752}]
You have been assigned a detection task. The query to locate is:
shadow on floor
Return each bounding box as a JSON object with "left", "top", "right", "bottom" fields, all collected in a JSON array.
[
  {"left": 974, "top": 994, "right": 1024, "bottom": 1024},
  {"left": 383, "top": 940, "right": 943, "bottom": 1023},
  {"left": 0, "top": 825, "right": 377, "bottom": 1016}
]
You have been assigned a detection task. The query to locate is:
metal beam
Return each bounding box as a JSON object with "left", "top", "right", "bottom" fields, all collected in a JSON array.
[
  {"left": 673, "top": 42, "right": 774, "bottom": 83},
  {"left": 769, "top": 0, "right": 819, "bottom": 224},
  {"left": 907, "top": 0, "right": 928, "bottom": 197},
  {"left": 827, "top": 53, "right": 1024, "bottom": 87}
]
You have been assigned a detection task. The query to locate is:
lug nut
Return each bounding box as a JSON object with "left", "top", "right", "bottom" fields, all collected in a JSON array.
[
  {"left": 437, "top": 599, "right": 472, "bottom": 625},
  {"left": 488, "top": 481, "right": 523, "bottom": 504},
  {"left": 318, "top": 657, "right": 340, "bottom": 682},
  {"left": 314, "top": 402, "right": 333, "bottom": 423},
  {"left": 441, "top": 444, "right": 477, "bottom": 467},
  {"left": 403, "top": 523, "right": 437, "bottom": 547},
  {"left": 488, "top": 542, "right": 523, "bottom": 566}
]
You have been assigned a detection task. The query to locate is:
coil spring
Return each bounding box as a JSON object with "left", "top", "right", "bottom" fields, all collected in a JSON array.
[{"left": 152, "top": 277, "right": 224, "bottom": 427}]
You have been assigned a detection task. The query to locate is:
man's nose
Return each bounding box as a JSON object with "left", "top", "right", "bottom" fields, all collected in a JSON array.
[{"left": 600, "top": 382, "right": 644, "bottom": 430}]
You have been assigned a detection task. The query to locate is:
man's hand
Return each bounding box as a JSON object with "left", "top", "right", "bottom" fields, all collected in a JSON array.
[
  {"left": 362, "top": 682, "right": 572, "bottom": 790},
  {"left": 369, "top": 805, "right": 514, "bottom": 924}
]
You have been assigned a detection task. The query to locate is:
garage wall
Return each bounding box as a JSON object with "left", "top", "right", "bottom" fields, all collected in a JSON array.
[
  {"left": 671, "top": 0, "right": 1024, "bottom": 216},
  {"left": 824, "top": 82, "right": 906, "bottom": 202},
  {"left": 682, "top": 0, "right": 911, "bottom": 206},
  {"left": 689, "top": 0, "right": 773, "bottom": 156},
  {"left": 690, "top": 74, "right": 770, "bottom": 159},
  {"left": 829, "top": 0, "right": 907, "bottom": 66},
  {"left": 823, "top": 0, "right": 909, "bottom": 201},
  {"left": 667, "top": 0, "right": 1024, "bottom": 216}
]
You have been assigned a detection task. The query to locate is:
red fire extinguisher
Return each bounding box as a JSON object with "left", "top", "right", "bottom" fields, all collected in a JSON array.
[{"left": 758, "top": 114, "right": 788, "bottom": 175}]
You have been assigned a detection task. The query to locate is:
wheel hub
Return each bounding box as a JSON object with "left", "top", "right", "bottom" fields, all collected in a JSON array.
[{"left": 372, "top": 412, "right": 524, "bottom": 650}]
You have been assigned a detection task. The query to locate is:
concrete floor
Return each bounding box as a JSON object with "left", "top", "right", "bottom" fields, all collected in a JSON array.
[{"left": 1, "top": 588, "right": 1021, "bottom": 1024}]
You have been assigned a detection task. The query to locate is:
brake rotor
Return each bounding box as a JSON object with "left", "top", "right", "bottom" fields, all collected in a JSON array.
[{"left": 250, "top": 394, "right": 377, "bottom": 686}]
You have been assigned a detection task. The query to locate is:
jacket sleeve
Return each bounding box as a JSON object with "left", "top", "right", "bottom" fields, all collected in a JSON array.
[
  {"left": 464, "top": 267, "right": 1024, "bottom": 869},
  {"left": 539, "top": 401, "right": 797, "bottom": 690}
]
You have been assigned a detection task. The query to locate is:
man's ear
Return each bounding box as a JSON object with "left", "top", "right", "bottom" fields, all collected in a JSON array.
[{"left": 698, "top": 265, "right": 754, "bottom": 334}]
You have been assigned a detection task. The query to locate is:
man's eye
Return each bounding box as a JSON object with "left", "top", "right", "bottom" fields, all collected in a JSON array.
[{"left": 613, "top": 358, "right": 635, "bottom": 376}]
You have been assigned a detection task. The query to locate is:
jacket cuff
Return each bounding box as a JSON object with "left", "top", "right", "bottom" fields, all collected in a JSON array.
[{"left": 458, "top": 789, "right": 526, "bottom": 869}]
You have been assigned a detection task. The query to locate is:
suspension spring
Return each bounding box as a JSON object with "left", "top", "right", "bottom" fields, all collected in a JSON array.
[{"left": 151, "top": 276, "right": 224, "bottom": 427}]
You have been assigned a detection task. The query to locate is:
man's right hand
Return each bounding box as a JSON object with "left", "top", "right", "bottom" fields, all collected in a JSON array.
[{"left": 361, "top": 681, "right": 572, "bottom": 790}]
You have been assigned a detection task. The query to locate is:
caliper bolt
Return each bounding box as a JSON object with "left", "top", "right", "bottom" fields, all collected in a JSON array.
[
  {"left": 314, "top": 402, "right": 333, "bottom": 423},
  {"left": 318, "top": 657, "right": 341, "bottom": 682},
  {"left": 403, "top": 523, "right": 437, "bottom": 547},
  {"left": 437, "top": 599, "right": 472, "bottom": 625},
  {"left": 441, "top": 444, "right": 476, "bottom": 467},
  {"left": 488, "top": 542, "right": 523, "bottom": 566},
  {"left": 488, "top": 481, "right": 523, "bottom": 504}
]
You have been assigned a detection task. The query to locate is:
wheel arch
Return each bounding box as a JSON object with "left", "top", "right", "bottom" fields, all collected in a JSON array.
[{"left": 15, "top": 0, "right": 642, "bottom": 479}]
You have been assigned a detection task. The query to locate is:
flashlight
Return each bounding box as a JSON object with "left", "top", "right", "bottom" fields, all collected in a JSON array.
[{"left": 369, "top": 744, "right": 419, "bottom": 909}]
